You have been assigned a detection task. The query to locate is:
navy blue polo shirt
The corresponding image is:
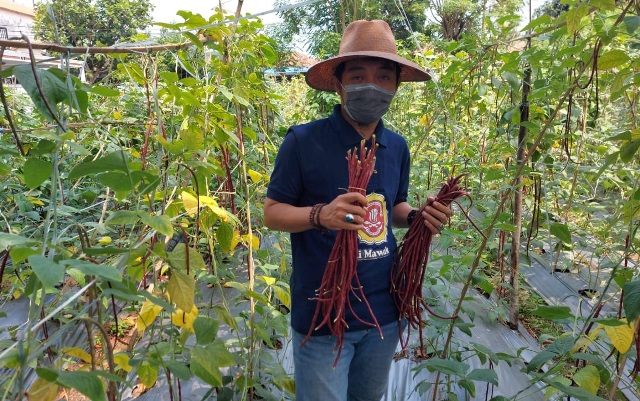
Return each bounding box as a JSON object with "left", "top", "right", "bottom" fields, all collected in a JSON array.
[{"left": 267, "top": 105, "right": 411, "bottom": 336}]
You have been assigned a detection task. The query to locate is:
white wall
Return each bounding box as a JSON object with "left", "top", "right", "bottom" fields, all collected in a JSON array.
[{"left": 0, "top": 0, "right": 35, "bottom": 38}]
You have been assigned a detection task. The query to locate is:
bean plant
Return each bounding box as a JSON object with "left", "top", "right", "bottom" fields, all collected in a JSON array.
[{"left": 0, "top": 1, "right": 637, "bottom": 401}]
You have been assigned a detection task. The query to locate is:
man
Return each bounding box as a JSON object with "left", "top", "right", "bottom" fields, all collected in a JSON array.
[{"left": 264, "top": 20, "right": 451, "bottom": 401}]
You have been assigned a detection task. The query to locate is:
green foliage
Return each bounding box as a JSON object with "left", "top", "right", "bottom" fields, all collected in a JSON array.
[
  {"left": 32, "top": 0, "right": 153, "bottom": 47},
  {"left": 274, "top": 0, "right": 428, "bottom": 57},
  {"left": 0, "top": 1, "right": 638, "bottom": 400},
  {"left": 32, "top": 0, "right": 153, "bottom": 82}
]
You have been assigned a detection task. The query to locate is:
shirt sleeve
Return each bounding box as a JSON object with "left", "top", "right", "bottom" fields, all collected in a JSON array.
[{"left": 266, "top": 128, "right": 303, "bottom": 206}]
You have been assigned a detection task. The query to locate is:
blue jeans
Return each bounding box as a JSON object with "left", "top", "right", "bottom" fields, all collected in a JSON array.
[{"left": 292, "top": 321, "right": 401, "bottom": 401}]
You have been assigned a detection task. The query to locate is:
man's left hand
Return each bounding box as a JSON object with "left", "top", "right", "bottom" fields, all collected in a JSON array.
[{"left": 420, "top": 196, "right": 452, "bottom": 234}]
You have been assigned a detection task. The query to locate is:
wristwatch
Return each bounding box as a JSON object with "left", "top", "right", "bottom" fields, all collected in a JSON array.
[{"left": 407, "top": 209, "right": 419, "bottom": 226}]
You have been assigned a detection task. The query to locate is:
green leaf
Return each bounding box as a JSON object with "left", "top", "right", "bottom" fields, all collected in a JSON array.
[
  {"left": 272, "top": 285, "right": 291, "bottom": 309},
  {"left": 545, "top": 376, "right": 572, "bottom": 400},
  {"left": 592, "top": 318, "right": 627, "bottom": 326},
  {"left": 624, "top": 16, "right": 640, "bottom": 34},
  {"left": 35, "top": 367, "right": 59, "bottom": 384},
  {"left": 219, "top": 86, "right": 233, "bottom": 101},
  {"left": 550, "top": 223, "right": 572, "bottom": 244},
  {"left": 29, "top": 255, "right": 64, "bottom": 290},
  {"left": 565, "top": 3, "right": 589, "bottom": 35},
  {"left": 117, "top": 63, "right": 146, "bottom": 86},
  {"left": 138, "top": 212, "right": 173, "bottom": 237},
  {"left": 520, "top": 14, "right": 551, "bottom": 32},
  {"left": 56, "top": 371, "right": 107, "bottom": 401},
  {"left": 261, "top": 43, "right": 278, "bottom": 64},
  {"left": 182, "top": 127, "right": 204, "bottom": 151},
  {"left": 598, "top": 50, "right": 630, "bottom": 70},
  {"left": 0, "top": 162, "right": 10, "bottom": 176},
  {"left": 167, "top": 271, "right": 194, "bottom": 312},
  {"left": 619, "top": 140, "right": 640, "bottom": 162},
  {"left": 0, "top": 65, "right": 15, "bottom": 79},
  {"left": 622, "top": 280, "right": 640, "bottom": 322},
  {"left": 96, "top": 172, "right": 134, "bottom": 193},
  {"left": 68, "top": 151, "right": 130, "bottom": 179},
  {"left": 167, "top": 243, "right": 207, "bottom": 272},
  {"left": 422, "top": 358, "right": 469, "bottom": 377},
  {"left": 63, "top": 260, "right": 122, "bottom": 282},
  {"left": 613, "top": 268, "right": 634, "bottom": 288},
  {"left": 159, "top": 71, "right": 179, "bottom": 84},
  {"left": 501, "top": 71, "right": 520, "bottom": 91},
  {"left": 10, "top": 247, "right": 39, "bottom": 264},
  {"left": 137, "top": 361, "right": 159, "bottom": 388},
  {"left": 453, "top": 319, "right": 474, "bottom": 337},
  {"left": 531, "top": 306, "right": 573, "bottom": 320},
  {"left": 548, "top": 381, "right": 609, "bottom": 401},
  {"left": 182, "top": 31, "right": 204, "bottom": 50},
  {"left": 466, "top": 368, "right": 498, "bottom": 385},
  {"left": 457, "top": 378, "right": 476, "bottom": 397},
  {"left": 26, "top": 377, "right": 58, "bottom": 401},
  {"left": 13, "top": 65, "right": 68, "bottom": 121},
  {"left": 0, "top": 233, "right": 38, "bottom": 251},
  {"left": 105, "top": 210, "right": 139, "bottom": 225},
  {"left": 216, "top": 221, "right": 233, "bottom": 252},
  {"left": 163, "top": 360, "right": 191, "bottom": 381},
  {"left": 72, "top": 89, "right": 88, "bottom": 114},
  {"left": 472, "top": 274, "right": 494, "bottom": 296},
  {"left": 156, "top": 135, "right": 185, "bottom": 154},
  {"left": 177, "top": 53, "right": 198, "bottom": 77},
  {"left": 572, "top": 353, "right": 611, "bottom": 383},
  {"left": 547, "top": 336, "right": 576, "bottom": 355},
  {"left": 607, "top": 130, "right": 632, "bottom": 141},
  {"left": 525, "top": 350, "right": 555, "bottom": 373},
  {"left": 193, "top": 316, "right": 220, "bottom": 345},
  {"left": 471, "top": 343, "right": 499, "bottom": 365},
  {"left": 190, "top": 340, "right": 236, "bottom": 386},
  {"left": 23, "top": 158, "right": 53, "bottom": 189},
  {"left": 573, "top": 365, "right": 600, "bottom": 394},
  {"left": 595, "top": 151, "right": 619, "bottom": 180},
  {"left": 590, "top": 0, "right": 615, "bottom": 11},
  {"left": 527, "top": 336, "right": 576, "bottom": 373},
  {"left": 90, "top": 86, "right": 121, "bottom": 97}
]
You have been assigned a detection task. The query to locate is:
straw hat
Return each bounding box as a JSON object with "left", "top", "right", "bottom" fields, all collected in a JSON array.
[{"left": 305, "top": 19, "right": 431, "bottom": 92}]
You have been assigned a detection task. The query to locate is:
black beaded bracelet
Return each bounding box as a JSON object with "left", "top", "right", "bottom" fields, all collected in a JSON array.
[
  {"left": 407, "top": 209, "right": 419, "bottom": 226},
  {"left": 309, "top": 203, "right": 328, "bottom": 232}
]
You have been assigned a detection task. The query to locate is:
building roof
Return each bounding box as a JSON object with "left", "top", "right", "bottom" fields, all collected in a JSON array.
[
  {"left": 1, "top": 48, "right": 84, "bottom": 69},
  {"left": 0, "top": 0, "right": 35, "bottom": 17}
]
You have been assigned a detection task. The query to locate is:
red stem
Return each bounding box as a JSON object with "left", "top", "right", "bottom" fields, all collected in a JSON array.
[
  {"left": 391, "top": 174, "right": 472, "bottom": 354},
  {"left": 302, "top": 140, "right": 379, "bottom": 367}
]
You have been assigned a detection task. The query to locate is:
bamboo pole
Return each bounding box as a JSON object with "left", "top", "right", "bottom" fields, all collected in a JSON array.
[{"left": 0, "top": 39, "right": 193, "bottom": 54}]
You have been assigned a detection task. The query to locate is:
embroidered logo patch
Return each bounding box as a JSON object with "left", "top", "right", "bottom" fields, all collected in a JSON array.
[{"left": 359, "top": 193, "right": 387, "bottom": 245}]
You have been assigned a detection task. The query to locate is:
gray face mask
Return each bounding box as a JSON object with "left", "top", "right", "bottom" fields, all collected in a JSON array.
[{"left": 342, "top": 83, "right": 396, "bottom": 125}]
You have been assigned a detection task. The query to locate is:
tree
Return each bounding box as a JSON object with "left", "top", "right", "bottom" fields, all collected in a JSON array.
[
  {"left": 274, "top": 0, "right": 427, "bottom": 59},
  {"left": 426, "top": 0, "right": 480, "bottom": 41},
  {"left": 533, "top": 0, "right": 570, "bottom": 18},
  {"left": 32, "top": 0, "right": 154, "bottom": 82}
]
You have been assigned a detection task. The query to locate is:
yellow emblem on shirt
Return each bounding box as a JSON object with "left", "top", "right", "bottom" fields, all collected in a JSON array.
[{"left": 359, "top": 193, "right": 387, "bottom": 245}]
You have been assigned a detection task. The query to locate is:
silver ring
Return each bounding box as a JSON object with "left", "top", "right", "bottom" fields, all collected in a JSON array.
[{"left": 345, "top": 213, "right": 355, "bottom": 223}]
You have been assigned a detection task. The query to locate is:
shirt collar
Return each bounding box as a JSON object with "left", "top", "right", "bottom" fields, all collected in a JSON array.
[{"left": 329, "top": 105, "right": 388, "bottom": 149}]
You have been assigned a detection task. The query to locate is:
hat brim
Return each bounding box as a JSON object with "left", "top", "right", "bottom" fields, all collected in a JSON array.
[{"left": 305, "top": 51, "right": 431, "bottom": 92}]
